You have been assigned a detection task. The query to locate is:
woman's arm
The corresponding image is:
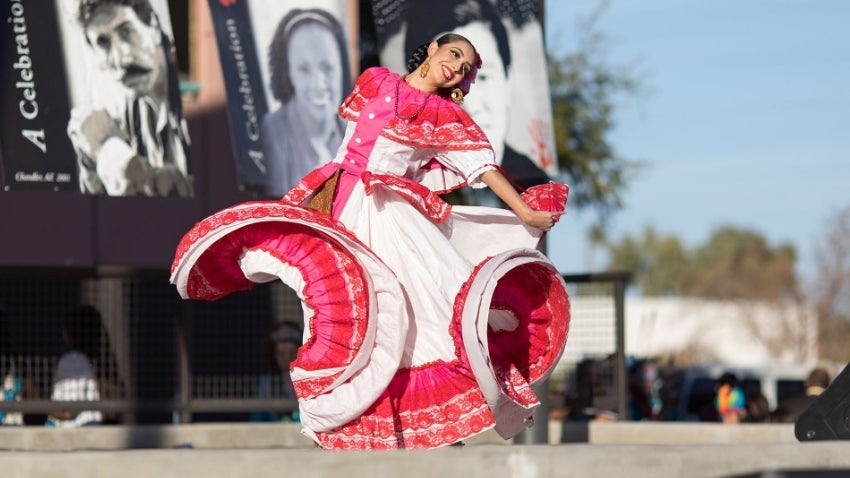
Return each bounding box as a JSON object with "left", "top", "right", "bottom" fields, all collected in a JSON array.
[{"left": 480, "top": 170, "right": 564, "bottom": 232}]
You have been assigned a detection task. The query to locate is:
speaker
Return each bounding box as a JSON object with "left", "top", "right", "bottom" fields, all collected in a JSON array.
[{"left": 796, "top": 363, "right": 850, "bottom": 441}]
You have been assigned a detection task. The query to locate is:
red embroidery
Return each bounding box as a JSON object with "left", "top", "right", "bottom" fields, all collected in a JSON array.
[
  {"left": 521, "top": 182, "right": 570, "bottom": 213},
  {"left": 171, "top": 201, "right": 366, "bottom": 278},
  {"left": 313, "top": 364, "right": 495, "bottom": 450},
  {"left": 339, "top": 67, "right": 493, "bottom": 153},
  {"left": 361, "top": 172, "right": 452, "bottom": 223}
]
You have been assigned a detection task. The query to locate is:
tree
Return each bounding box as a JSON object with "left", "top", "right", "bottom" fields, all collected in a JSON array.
[
  {"left": 548, "top": 2, "right": 643, "bottom": 228},
  {"left": 605, "top": 226, "right": 798, "bottom": 300},
  {"left": 684, "top": 227, "right": 798, "bottom": 301},
  {"left": 605, "top": 226, "right": 687, "bottom": 296},
  {"left": 605, "top": 226, "right": 814, "bottom": 364},
  {"left": 809, "top": 205, "right": 850, "bottom": 363}
]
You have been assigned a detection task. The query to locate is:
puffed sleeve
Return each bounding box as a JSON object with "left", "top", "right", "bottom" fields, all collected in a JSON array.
[
  {"left": 421, "top": 148, "right": 497, "bottom": 192},
  {"left": 392, "top": 98, "right": 498, "bottom": 193},
  {"left": 338, "top": 67, "right": 394, "bottom": 122}
]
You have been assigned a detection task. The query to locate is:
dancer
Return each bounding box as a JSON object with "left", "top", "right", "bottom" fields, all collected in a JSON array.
[{"left": 171, "top": 33, "right": 570, "bottom": 449}]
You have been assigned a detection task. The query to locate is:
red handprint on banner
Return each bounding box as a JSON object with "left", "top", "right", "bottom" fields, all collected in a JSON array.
[{"left": 528, "top": 119, "right": 554, "bottom": 171}]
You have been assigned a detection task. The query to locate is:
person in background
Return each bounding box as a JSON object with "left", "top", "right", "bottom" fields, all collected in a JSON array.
[
  {"left": 627, "top": 360, "right": 661, "bottom": 421},
  {"left": 773, "top": 367, "right": 831, "bottom": 423},
  {"left": 715, "top": 372, "right": 746, "bottom": 424},
  {"left": 48, "top": 305, "right": 105, "bottom": 428},
  {"left": 250, "top": 321, "right": 302, "bottom": 423},
  {"left": 0, "top": 312, "right": 23, "bottom": 426},
  {"left": 67, "top": 0, "right": 192, "bottom": 197},
  {"left": 261, "top": 8, "right": 352, "bottom": 197},
  {"left": 744, "top": 391, "right": 772, "bottom": 423}
]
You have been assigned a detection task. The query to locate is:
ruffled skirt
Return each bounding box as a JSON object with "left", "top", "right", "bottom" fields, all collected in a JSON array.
[{"left": 170, "top": 178, "right": 570, "bottom": 450}]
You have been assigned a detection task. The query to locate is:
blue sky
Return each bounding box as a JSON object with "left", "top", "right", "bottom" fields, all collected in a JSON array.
[{"left": 542, "top": 0, "right": 850, "bottom": 283}]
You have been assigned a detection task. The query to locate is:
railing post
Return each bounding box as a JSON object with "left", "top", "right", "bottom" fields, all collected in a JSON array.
[
  {"left": 176, "top": 300, "right": 192, "bottom": 424},
  {"left": 614, "top": 275, "right": 628, "bottom": 420}
]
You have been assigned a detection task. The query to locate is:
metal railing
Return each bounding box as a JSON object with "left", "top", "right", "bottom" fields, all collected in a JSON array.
[{"left": 0, "top": 269, "right": 630, "bottom": 425}]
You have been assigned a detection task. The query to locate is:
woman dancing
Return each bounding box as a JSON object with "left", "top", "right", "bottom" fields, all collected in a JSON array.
[{"left": 171, "top": 32, "right": 570, "bottom": 450}]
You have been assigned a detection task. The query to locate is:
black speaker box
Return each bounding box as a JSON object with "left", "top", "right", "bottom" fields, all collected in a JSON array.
[{"left": 796, "top": 363, "right": 850, "bottom": 441}]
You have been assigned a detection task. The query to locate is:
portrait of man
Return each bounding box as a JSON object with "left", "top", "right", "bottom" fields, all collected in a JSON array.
[{"left": 65, "top": 0, "right": 192, "bottom": 197}]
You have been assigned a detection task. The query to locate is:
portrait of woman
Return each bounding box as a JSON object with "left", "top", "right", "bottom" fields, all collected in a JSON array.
[{"left": 261, "top": 8, "right": 352, "bottom": 197}]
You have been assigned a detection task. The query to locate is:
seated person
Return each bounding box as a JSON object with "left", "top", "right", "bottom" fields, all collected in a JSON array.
[{"left": 250, "top": 321, "right": 302, "bottom": 422}]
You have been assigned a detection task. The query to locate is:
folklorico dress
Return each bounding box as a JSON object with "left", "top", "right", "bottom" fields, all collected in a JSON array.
[{"left": 170, "top": 67, "right": 570, "bottom": 450}]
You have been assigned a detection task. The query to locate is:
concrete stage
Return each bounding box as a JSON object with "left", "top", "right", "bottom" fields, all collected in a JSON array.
[{"left": 2, "top": 421, "right": 849, "bottom": 478}]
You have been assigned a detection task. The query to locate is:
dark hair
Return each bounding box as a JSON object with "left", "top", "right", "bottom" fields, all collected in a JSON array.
[
  {"left": 62, "top": 305, "right": 104, "bottom": 360},
  {"left": 717, "top": 372, "right": 739, "bottom": 388},
  {"left": 0, "top": 310, "right": 7, "bottom": 355},
  {"left": 62, "top": 305, "right": 125, "bottom": 403},
  {"left": 268, "top": 8, "right": 352, "bottom": 103},
  {"left": 403, "top": 0, "right": 511, "bottom": 74},
  {"left": 405, "top": 33, "right": 478, "bottom": 73},
  {"left": 746, "top": 392, "right": 771, "bottom": 422},
  {"left": 77, "top": 0, "right": 155, "bottom": 27},
  {"left": 260, "top": 321, "right": 303, "bottom": 373},
  {"left": 806, "top": 367, "right": 831, "bottom": 389}
]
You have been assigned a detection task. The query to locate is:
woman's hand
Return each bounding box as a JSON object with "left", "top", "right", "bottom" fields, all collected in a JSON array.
[
  {"left": 520, "top": 209, "right": 565, "bottom": 232},
  {"left": 480, "top": 170, "right": 565, "bottom": 232}
]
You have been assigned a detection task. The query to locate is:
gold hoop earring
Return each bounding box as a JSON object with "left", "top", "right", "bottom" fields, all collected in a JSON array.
[
  {"left": 419, "top": 58, "right": 430, "bottom": 78},
  {"left": 450, "top": 87, "right": 464, "bottom": 104}
]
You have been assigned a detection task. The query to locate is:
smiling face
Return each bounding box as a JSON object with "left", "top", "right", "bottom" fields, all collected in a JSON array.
[
  {"left": 286, "top": 22, "right": 343, "bottom": 129},
  {"left": 423, "top": 39, "right": 476, "bottom": 91},
  {"left": 85, "top": 5, "right": 167, "bottom": 99},
  {"left": 454, "top": 22, "right": 509, "bottom": 162}
]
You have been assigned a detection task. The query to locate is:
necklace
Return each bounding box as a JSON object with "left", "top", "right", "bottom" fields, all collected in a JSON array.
[{"left": 394, "top": 76, "right": 427, "bottom": 120}]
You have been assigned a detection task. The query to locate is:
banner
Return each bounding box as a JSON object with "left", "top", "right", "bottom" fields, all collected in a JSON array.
[
  {"left": 208, "top": 0, "right": 353, "bottom": 197},
  {"left": 1, "top": 0, "right": 76, "bottom": 191},
  {"left": 371, "top": 0, "right": 557, "bottom": 188},
  {"left": 0, "top": 0, "right": 192, "bottom": 197}
]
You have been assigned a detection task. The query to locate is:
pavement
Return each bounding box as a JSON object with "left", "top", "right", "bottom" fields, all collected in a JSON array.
[{"left": 2, "top": 421, "right": 850, "bottom": 478}]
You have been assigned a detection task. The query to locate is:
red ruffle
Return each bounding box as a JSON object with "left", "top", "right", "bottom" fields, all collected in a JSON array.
[
  {"left": 339, "top": 67, "right": 491, "bottom": 153},
  {"left": 170, "top": 203, "right": 372, "bottom": 399},
  {"left": 312, "top": 361, "right": 494, "bottom": 450},
  {"left": 521, "top": 182, "right": 570, "bottom": 212},
  {"left": 170, "top": 194, "right": 571, "bottom": 450},
  {"left": 361, "top": 172, "right": 452, "bottom": 223}
]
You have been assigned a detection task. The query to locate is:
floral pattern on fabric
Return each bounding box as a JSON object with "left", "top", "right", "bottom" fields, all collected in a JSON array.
[
  {"left": 361, "top": 172, "right": 452, "bottom": 223},
  {"left": 339, "top": 67, "right": 491, "bottom": 153}
]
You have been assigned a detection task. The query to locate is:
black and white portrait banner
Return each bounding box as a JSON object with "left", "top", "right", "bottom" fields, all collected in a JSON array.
[
  {"left": 1, "top": 0, "right": 192, "bottom": 197},
  {"left": 370, "top": 0, "right": 558, "bottom": 188},
  {"left": 1, "top": 0, "right": 76, "bottom": 191},
  {"left": 208, "top": 0, "right": 353, "bottom": 197}
]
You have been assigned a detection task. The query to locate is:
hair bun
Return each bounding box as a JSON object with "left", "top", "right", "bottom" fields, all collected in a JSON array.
[{"left": 406, "top": 43, "right": 430, "bottom": 73}]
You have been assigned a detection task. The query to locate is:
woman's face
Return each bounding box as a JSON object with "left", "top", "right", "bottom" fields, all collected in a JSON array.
[
  {"left": 425, "top": 40, "right": 476, "bottom": 90},
  {"left": 454, "top": 22, "right": 509, "bottom": 163},
  {"left": 286, "top": 23, "right": 342, "bottom": 127}
]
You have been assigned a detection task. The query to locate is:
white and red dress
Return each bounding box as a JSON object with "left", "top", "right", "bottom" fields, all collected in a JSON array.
[{"left": 170, "top": 67, "right": 570, "bottom": 450}]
